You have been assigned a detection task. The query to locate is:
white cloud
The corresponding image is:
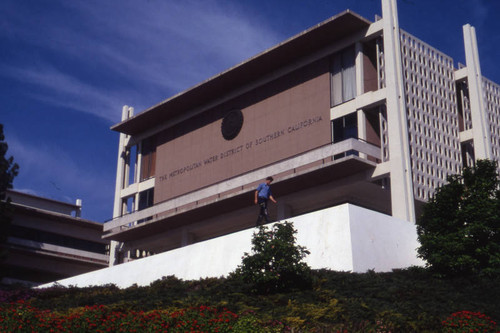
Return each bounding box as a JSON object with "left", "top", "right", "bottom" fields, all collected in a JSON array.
[
  {"left": 0, "top": 64, "right": 128, "bottom": 122},
  {"left": 1, "top": 0, "right": 281, "bottom": 119},
  {"left": 66, "top": 0, "right": 281, "bottom": 93}
]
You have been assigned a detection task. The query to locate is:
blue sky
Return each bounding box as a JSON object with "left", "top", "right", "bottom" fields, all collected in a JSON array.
[{"left": 1, "top": 0, "right": 499, "bottom": 222}]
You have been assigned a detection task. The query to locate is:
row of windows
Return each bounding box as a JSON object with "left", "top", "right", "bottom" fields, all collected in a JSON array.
[
  {"left": 401, "top": 31, "right": 464, "bottom": 200},
  {"left": 409, "top": 134, "right": 460, "bottom": 156},
  {"left": 9, "top": 225, "right": 107, "bottom": 254},
  {"left": 403, "top": 60, "right": 454, "bottom": 84},
  {"left": 405, "top": 81, "right": 455, "bottom": 101},
  {"left": 484, "top": 79, "right": 500, "bottom": 165},
  {"left": 400, "top": 33, "right": 453, "bottom": 66}
]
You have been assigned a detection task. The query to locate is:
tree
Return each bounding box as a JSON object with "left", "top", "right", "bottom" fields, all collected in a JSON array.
[
  {"left": 416, "top": 159, "right": 500, "bottom": 277},
  {"left": 0, "top": 124, "right": 19, "bottom": 271},
  {"left": 231, "top": 221, "right": 311, "bottom": 294}
]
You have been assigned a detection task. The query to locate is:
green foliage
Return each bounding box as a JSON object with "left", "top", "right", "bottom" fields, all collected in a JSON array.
[
  {"left": 2, "top": 269, "right": 499, "bottom": 332},
  {"left": 417, "top": 159, "right": 500, "bottom": 277},
  {"left": 231, "top": 312, "right": 285, "bottom": 333},
  {"left": 0, "top": 124, "right": 19, "bottom": 199},
  {"left": 0, "top": 124, "right": 19, "bottom": 278},
  {"left": 231, "top": 221, "right": 312, "bottom": 294}
]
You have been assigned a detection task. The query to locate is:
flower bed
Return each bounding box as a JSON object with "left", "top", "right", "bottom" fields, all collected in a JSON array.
[
  {"left": 0, "top": 301, "right": 238, "bottom": 332},
  {"left": 442, "top": 310, "right": 497, "bottom": 332}
]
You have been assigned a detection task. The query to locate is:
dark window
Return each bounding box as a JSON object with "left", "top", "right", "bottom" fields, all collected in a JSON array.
[
  {"left": 9, "top": 225, "right": 107, "bottom": 254},
  {"left": 332, "top": 113, "right": 358, "bottom": 160},
  {"left": 456, "top": 81, "right": 469, "bottom": 132},
  {"left": 126, "top": 145, "right": 138, "bottom": 186},
  {"left": 332, "top": 113, "right": 358, "bottom": 143},
  {"left": 140, "top": 136, "right": 156, "bottom": 181},
  {"left": 138, "top": 188, "right": 154, "bottom": 211},
  {"left": 137, "top": 188, "right": 154, "bottom": 224}
]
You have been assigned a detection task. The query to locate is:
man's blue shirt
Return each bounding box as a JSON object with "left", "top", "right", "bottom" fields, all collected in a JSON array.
[{"left": 256, "top": 183, "right": 272, "bottom": 199}]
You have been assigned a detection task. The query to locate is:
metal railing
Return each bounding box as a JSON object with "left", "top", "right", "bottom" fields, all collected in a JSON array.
[{"left": 104, "top": 138, "right": 381, "bottom": 234}]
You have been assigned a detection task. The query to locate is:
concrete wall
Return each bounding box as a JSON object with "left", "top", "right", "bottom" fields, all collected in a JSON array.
[{"left": 40, "top": 204, "right": 424, "bottom": 289}]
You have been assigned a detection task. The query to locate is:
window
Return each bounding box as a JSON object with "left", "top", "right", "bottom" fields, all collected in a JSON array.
[
  {"left": 332, "top": 113, "right": 358, "bottom": 160},
  {"left": 332, "top": 113, "right": 358, "bottom": 143},
  {"left": 140, "top": 136, "right": 156, "bottom": 181},
  {"left": 331, "top": 46, "right": 357, "bottom": 106},
  {"left": 126, "top": 144, "right": 137, "bottom": 186},
  {"left": 138, "top": 188, "right": 154, "bottom": 223},
  {"left": 9, "top": 225, "right": 107, "bottom": 254},
  {"left": 138, "top": 188, "right": 154, "bottom": 211}
]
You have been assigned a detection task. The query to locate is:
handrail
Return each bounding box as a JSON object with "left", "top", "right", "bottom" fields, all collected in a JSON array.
[{"left": 108, "top": 138, "right": 380, "bottom": 223}]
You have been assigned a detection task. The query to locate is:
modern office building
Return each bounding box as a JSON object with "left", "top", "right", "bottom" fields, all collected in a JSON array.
[
  {"left": 104, "top": 0, "right": 500, "bottom": 267},
  {"left": 1, "top": 190, "right": 109, "bottom": 286}
]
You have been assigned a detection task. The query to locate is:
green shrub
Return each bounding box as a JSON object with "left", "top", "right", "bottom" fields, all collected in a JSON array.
[
  {"left": 417, "top": 159, "right": 500, "bottom": 277},
  {"left": 231, "top": 221, "right": 312, "bottom": 294},
  {"left": 3, "top": 267, "right": 499, "bottom": 331}
]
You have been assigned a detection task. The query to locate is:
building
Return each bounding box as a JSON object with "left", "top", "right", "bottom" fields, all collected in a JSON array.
[
  {"left": 104, "top": 0, "right": 500, "bottom": 268},
  {"left": 1, "top": 190, "right": 109, "bottom": 286}
]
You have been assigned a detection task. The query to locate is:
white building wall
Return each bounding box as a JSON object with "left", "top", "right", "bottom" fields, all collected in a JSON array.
[
  {"left": 483, "top": 77, "right": 500, "bottom": 172},
  {"left": 348, "top": 206, "right": 423, "bottom": 272},
  {"left": 40, "top": 204, "right": 424, "bottom": 289}
]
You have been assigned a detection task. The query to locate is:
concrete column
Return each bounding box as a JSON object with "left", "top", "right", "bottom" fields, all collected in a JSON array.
[
  {"left": 381, "top": 0, "right": 416, "bottom": 223},
  {"left": 112, "top": 106, "right": 133, "bottom": 218},
  {"left": 181, "top": 228, "right": 194, "bottom": 247},
  {"left": 355, "top": 42, "right": 365, "bottom": 96},
  {"left": 110, "top": 105, "right": 134, "bottom": 267},
  {"left": 463, "top": 24, "right": 492, "bottom": 160},
  {"left": 136, "top": 141, "right": 143, "bottom": 184},
  {"left": 277, "top": 202, "right": 292, "bottom": 221},
  {"left": 108, "top": 241, "right": 120, "bottom": 267},
  {"left": 355, "top": 42, "right": 368, "bottom": 159}
]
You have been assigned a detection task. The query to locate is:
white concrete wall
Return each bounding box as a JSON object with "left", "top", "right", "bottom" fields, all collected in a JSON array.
[
  {"left": 39, "top": 204, "right": 424, "bottom": 289},
  {"left": 348, "top": 205, "right": 423, "bottom": 272}
]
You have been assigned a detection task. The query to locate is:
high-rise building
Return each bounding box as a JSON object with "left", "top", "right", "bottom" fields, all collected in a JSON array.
[{"left": 104, "top": 0, "right": 500, "bottom": 269}]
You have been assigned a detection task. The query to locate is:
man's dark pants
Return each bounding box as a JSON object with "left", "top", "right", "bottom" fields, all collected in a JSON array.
[{"left": 256, "top": 197, "right": 270, "bottom": 226}]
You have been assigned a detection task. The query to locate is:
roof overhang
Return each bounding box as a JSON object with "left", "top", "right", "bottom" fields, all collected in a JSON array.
[
  {"left": 111, "top": 11, "right": 372, "bottom": 136},
  {"left": 11, "top": 203, "right": 104, "bottom": 230}
]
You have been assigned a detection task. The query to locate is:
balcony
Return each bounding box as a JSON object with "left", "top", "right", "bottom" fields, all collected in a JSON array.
[{"left": 104, "top": 138, "right": 383, "bottom": 246}]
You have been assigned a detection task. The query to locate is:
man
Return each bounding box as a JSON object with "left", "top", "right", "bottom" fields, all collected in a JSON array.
[{"left": 254, "top": 176, "right": 277, "bottom": 226}]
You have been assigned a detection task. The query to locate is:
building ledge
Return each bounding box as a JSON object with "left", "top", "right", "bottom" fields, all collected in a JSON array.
[
  {"left": 104, "top": 138, "right": 380, "bottom": 242},
  {"left": 7, "top": 238, "right": 109, "bottom": 265},
  {"left": 11, "top": 202, "right": 103, "bottom": 228},
  {"left": 460, "top": 129, "right": 473, "bottom": 142}
]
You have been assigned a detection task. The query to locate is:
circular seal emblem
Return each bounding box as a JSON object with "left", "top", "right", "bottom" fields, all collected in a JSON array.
[{"left": 221, "top": 109, "right": 244, "bottom": 140}]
